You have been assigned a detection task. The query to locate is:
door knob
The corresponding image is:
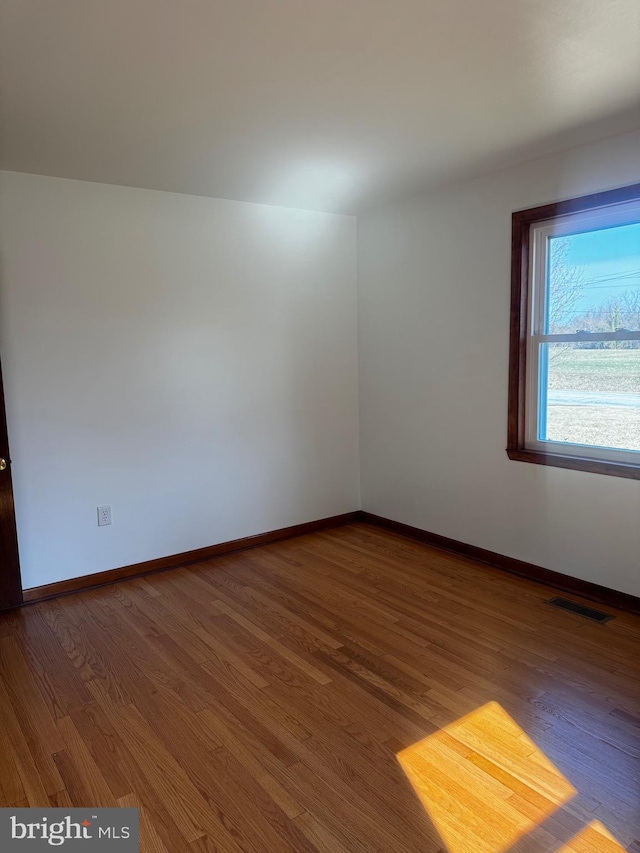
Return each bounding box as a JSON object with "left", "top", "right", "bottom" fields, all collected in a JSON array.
[{"left": 0, "top": 459, "right": 7, "bottom": 470}]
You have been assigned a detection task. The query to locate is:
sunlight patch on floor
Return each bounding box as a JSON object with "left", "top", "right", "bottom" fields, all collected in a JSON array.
[
  {"left": 557, "top": 820, "right": 625, "bottom": 852},
  {"left": 397, "top": 701, "right": 617, "bottom": 853}
]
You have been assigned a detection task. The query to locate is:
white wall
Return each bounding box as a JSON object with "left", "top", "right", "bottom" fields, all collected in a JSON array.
[
  {"left": 3, "top": 130, "right": 639, "bottom": 596},
  {"left": 0, "top": 171, "right": 360, "bottom": 589},
  {"left": 358, "top": 129, "right": 640, "bottom": 597}
]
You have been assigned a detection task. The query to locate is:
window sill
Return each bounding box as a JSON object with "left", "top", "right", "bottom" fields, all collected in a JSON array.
[{"left": 506, "top": 447, "right": 640, "bottom": 480}]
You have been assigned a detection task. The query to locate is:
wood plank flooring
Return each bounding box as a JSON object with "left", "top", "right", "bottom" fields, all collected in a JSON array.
[{"left": 0, "top": 522, "right": 638, "bottom": 852}]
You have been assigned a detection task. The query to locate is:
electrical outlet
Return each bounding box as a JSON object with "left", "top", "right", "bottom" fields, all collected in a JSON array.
[{"left": 97, "top": 505, "right": 112, "bottom": 527}]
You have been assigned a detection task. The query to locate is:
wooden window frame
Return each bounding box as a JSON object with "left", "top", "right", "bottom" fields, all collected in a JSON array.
[{"left": 507, "top": 183, "right": 640, "bottom": 480}]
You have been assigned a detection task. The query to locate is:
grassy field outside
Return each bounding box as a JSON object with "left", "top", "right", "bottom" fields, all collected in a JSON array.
[
  {"left": 547, "top": 348, "right": 640, "bottom": 394},
  {"left": 545, "top": 348, "right": 640, "bottom": 451}
]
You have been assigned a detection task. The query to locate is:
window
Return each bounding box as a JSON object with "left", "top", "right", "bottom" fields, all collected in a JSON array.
[{"left": 508, "top": 184, "right": 640, "bottom": 479}]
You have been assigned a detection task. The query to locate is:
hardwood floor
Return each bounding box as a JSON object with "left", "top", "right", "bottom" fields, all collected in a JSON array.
[{"left": 0, "top": 522, "right": 638, "bottom": 852}]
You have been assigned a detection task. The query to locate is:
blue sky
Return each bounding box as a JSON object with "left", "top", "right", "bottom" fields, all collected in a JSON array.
[{"left": 556, "top": 221, "right": 640, "bottom": 312}]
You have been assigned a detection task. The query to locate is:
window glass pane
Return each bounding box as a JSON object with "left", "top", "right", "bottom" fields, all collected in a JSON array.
[
  {"left": 546, "top": 222, "right": 640, "bottom": 334},
  {"left": 539, "top": 343, "right": 640, "bottom": 452}
]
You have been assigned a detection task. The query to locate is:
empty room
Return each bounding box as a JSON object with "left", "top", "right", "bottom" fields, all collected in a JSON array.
[{"left": 0, "top": 1, "right": 639, "bottom": 851}]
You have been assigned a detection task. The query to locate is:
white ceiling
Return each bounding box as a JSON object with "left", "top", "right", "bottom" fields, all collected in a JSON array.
[{"left": 1, "top": 0, "right": 639, "bottom": 214}]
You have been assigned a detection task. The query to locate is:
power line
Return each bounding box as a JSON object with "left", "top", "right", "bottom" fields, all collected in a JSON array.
[
  {"left": 583, "top": 282, "right": 640, "bottom": 290},
  {"left": 583, "top": 268, "right": 640, "bottom": 282}
]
